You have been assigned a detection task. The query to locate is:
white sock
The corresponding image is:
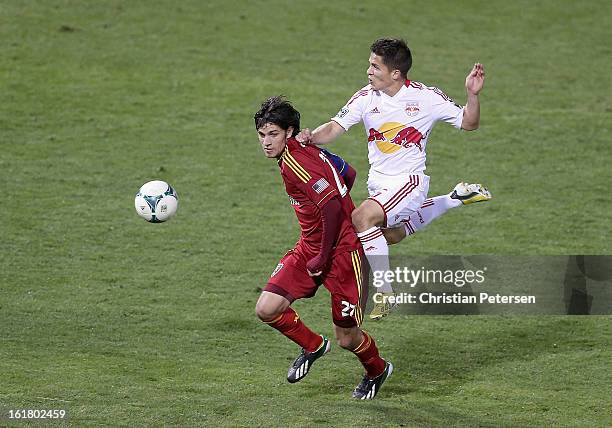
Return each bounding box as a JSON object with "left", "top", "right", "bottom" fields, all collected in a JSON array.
[
  {"left": 403, "top": 194, "right": 461, "bottom": 236},
  {"left": 357, "top": 227, "right": 393, "bottom": 293}
]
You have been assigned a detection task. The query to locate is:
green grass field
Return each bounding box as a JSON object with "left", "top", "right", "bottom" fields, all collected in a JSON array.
[{"left": 1, "top": 0, "right": 611, "bottom": 426}]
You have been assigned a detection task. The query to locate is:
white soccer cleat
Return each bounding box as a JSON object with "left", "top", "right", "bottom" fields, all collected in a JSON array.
[{"left": 450, "top": 182, "right": 492, "bottom": 205}]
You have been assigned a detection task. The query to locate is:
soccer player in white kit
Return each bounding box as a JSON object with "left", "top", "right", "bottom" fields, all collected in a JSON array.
[{"left": 297, "top": 38, "right": 490, "bottom": 319}]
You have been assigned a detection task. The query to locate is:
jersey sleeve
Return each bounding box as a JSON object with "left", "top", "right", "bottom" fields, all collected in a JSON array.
[
  {"left": 283, "top": 149, "right": 340, "bottom": 207},
  {"left": 428, "top": 86, "right": 464, "bottom": 129},
  {"left": 331, "top": 88, "right": 369, "bottom": 131}
]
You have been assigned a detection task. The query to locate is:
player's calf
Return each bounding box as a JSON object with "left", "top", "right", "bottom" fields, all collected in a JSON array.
[
  {"left": 339, "top": 328, "right": 392, "bottom": 400},
  {"left": 381, "top": 226, "right": 406, "bottom": 245}
]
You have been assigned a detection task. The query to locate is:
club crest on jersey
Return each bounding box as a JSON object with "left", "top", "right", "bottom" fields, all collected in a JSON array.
[
  {"left": 271, "top": 263, "right": 284, "bottom": 277},
  {"left": 405, "top": 101, "right": 420, "bottom": 117}
]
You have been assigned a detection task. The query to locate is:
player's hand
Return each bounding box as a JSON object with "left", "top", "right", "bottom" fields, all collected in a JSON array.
[
  {"left": 295, "top": 128, "right": 313, "bottom": 144},
  {"left": 465, "top": 63, "right": 485, "bottom": 95},
  {"left": 306, "top": 256, "right": 325, "bottom": 276}
]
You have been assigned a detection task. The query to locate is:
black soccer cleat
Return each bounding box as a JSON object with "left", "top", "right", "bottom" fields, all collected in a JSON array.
[
  {"left": 352, "top": 361, "right": 393, "bottom": 400},
  {"left": 287, "top": 336, "right": 331, "bottom": 383}
]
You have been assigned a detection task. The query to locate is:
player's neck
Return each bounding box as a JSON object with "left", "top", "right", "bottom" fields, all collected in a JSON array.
[{"left": 381, "top": 80, "right": 404, "bottom": 97}]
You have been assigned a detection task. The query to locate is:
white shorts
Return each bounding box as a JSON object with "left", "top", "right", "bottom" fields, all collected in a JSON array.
[{"left": 367, "top": 171, "right": 430, "bottom": 228}]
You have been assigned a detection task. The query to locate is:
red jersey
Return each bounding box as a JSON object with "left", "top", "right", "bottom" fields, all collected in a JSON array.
[{"left": 278, "top": 138, "right": 361, "bottom": 260}]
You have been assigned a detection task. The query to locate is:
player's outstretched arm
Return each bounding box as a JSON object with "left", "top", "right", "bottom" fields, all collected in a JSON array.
[
  {"left": 461, "top": 63, "right": 485, "bottom": 131},
  {"left": 312, "top": 121, "right": 345, "bottom": 144},
  {"left": 297, "top": 121, "right": 346, "bottom": 145}
]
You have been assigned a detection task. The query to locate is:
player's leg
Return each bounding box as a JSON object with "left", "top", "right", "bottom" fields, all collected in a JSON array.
[
  {"left": 258, "top": 254, "right": 330, "bottom": 383},
  {"left": 333, "top": 325, "right": 393, "bottom": 400},
  {"left": 256, "top": 291, "right": 330, "bottom": 383},
  {"left": 255, "top": 291, "right": 324, "bottom": 355},
  {"left": 325, "top": 251, "right": 392, "bottom": 399},
  {"left": 352, "top": 199, "right": 392, "bottom": 293},
  {"left": 382, "top": 182, "right": 492, "bottom": 244},
  {"left": 364, "top": 174, "right": 428, "bottom": 319}
]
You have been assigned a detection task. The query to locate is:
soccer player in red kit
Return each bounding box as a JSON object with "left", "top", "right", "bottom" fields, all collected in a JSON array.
[{"left": 254, "top": 96, "right": 393, "bottom": 400}]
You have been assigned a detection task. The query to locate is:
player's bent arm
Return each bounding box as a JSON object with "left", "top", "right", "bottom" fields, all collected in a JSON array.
[
  {"left": 462, "top": 63, "right": 485, "bottom": 131},
  {"left": 305, "top": 197, "right": 342, "bottom": 275},
  {"left": 461, "top": 93, "right": 480, "bottom": 131},
  {"left": 311, "top": 121, "right": 346, "bottom": 145}
]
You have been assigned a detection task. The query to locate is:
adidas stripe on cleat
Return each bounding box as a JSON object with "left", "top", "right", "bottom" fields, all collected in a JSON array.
[
  {"left": 450, "top": 182, "right": 492, "bottom": 205},
  {"left": 287, "top": 336, "right": 330, "bottom": 383},
  {"left": 352, "top": 361, "right": 393, "bottom": 400}
]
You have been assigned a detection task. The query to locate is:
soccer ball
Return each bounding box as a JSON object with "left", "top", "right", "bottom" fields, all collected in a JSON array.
[{"left": 134, "top": 180, "right": 178, "bottom": 223}]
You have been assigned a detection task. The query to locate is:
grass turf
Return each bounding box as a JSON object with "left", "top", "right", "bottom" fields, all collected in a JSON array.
[{"left": 1, "top": 0, "right": 610, "bottom": 426}]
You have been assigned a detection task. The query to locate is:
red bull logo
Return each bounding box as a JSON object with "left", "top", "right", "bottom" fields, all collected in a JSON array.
[
  {"left": 390, "top": 127, "right": 423, "bottom": 151},
  {"left": 368, "top": 122, "right": 424, "bottom": 154},
  {"left": 368, "top": 128, "right": 387, "bottom": 142}
]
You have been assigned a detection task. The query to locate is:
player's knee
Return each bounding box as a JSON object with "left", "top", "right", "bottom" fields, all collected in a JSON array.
[
  {"left": 351, "top": 207, "right": 371, "bottom": 231},
  {"left": 336, "top": 335, "right": 355, "bottom": 350},
  {"left": 335, "top": 327, "right": 361, "bottom": 350},
  {"left": 352, "top": 203, "right": 382, "bottom": 231},
  {"left": 255, "top": 300, "right": 280, "bottom": 322}
]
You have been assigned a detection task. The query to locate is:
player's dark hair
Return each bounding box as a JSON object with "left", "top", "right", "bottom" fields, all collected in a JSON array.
[
  {"left": 254, "top": 96, "right": 301, "bottom": 137},
  {"left": 370, "top": 38, "right": 412, "bottom": 78}
]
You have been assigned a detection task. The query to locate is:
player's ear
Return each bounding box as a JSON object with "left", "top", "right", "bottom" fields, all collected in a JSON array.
[
  {"left": 392, "top": 69, "right": 402, "bottom": 81},
  {"left": 286, "top": 126, "right": 294, "bottom": 139}
]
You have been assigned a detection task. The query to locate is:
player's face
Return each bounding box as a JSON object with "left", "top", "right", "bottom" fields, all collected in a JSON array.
[
  {"left": 257, "top": 123, "right": 292, "bottom": 158},
  {"left": 367, "top": 53, "right": 400, "bottom": 94}
]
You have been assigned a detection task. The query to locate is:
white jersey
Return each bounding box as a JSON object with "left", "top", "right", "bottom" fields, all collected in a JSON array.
[{"left": 332, "top": 80, "right": 464, "bottom": 176}]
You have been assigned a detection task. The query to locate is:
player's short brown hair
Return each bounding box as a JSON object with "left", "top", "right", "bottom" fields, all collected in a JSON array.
[
  {"left": 254, "top": 96, "right": 301, "bottom": 137},
  {"left": 371, "top": 38, "right": 412, "bottom": 79}
]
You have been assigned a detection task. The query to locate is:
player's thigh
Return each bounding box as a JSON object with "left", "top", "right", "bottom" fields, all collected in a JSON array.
[
  {"left": 369, "top": 174, "right": 429, "bottom": 227},
  {"left": 323, "top": 250, "right": 367, "bottom": 328},
  {"left": 263, "top": 250, "right": 319, "bottom": 306}
]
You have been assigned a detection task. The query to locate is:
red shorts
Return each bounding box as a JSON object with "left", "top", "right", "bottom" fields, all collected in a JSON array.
[{"left": 265, "top": 248, "right": 368, "bottom": 328}]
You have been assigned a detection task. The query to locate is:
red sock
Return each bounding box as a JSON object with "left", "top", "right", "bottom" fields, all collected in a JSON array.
[
  {"left": 264, "top": 307, "right": 323, "bottom": 352},
  {"left": 351, "top": 330, "right": 386, "bottom": 378}
]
